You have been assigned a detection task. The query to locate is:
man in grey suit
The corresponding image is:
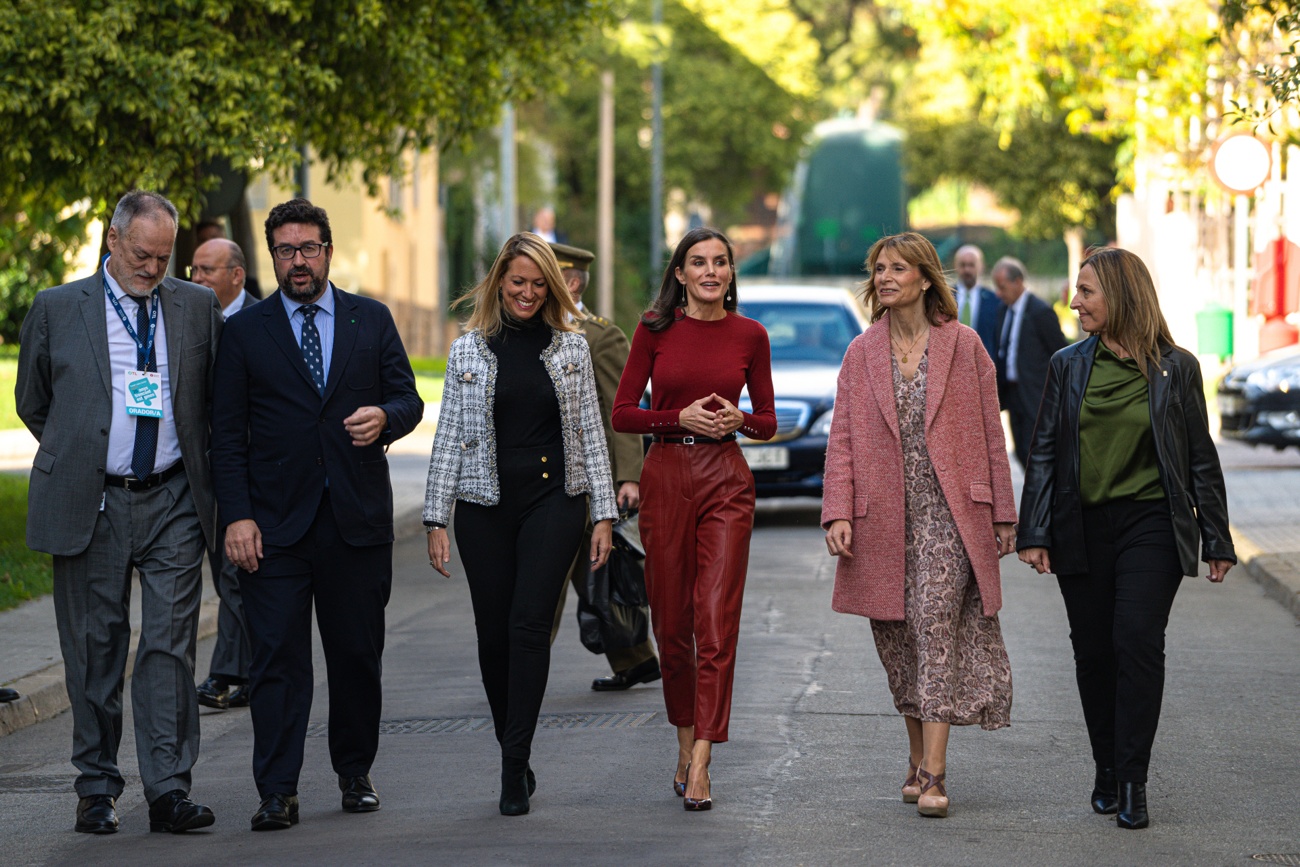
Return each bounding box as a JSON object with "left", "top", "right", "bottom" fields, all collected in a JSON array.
[
  {"left": 992, "top": 256, "right": 1069, "bottom": 467},
  {"left": 188, "top": 238, "right": 256, "bottom": 710},
  {"left": 16, "top": 190, "right": 223, "bottom": 835}
]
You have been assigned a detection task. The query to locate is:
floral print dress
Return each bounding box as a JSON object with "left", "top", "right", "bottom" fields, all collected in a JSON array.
[{"left": 870, "top": 352, "right": 1012, "bottom": 730}]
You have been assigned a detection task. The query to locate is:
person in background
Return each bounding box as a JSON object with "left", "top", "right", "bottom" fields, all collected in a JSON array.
[
  {"left": 612, "top": 227, "right": 777, "bottom": 812},
  {"left": 823, "top": 232, "right": 1016, "bottom": 820},
  {"left": 424, "top": 233, "right": 616, "bottom": 817},
  {"left": 952, "top": 244, "right": 1001, "bottom": 362},
  {"left": 546, "top": 241, "right": 660, "bottom": 691},
  {"left": 529, "top": 206, "right": 565, "bottom": 244},
  {"left": 188, "top": 238, "right": 258, "bottom": 710},
  {"left": 1018, "top": 247, "right": 1235, "bottom": 830}
]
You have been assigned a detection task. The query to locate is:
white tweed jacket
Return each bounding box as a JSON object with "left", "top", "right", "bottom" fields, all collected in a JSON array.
[{"left": 423, "top": 327, "right": 618, "bottom": 526}]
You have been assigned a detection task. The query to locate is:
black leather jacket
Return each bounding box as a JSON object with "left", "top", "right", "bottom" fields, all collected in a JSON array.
[{"left": 1017, "top": 336, "right": 1236, "bottom": 576}]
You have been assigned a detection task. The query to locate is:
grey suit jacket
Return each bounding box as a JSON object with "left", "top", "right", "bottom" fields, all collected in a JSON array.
[{"left": 16, "top": 271, "right": 223, "bottom": 556}]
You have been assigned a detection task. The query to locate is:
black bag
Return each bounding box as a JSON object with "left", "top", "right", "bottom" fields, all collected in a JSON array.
[{"left": 575, "top": 514, "right": 650, "bottom": 654}]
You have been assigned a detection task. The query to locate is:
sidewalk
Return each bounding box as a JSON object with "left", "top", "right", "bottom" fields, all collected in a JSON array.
[
  {"left": 2, "top": 424, "right": 1298, "bottom": 740},
  {"left": 0, "top": 407, "right": 440, "bottom": 737}
]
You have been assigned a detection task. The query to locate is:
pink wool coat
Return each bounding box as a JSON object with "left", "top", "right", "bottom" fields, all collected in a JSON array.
[{"left": 821, "top": 313, "right": 1016, "bottom": 621}]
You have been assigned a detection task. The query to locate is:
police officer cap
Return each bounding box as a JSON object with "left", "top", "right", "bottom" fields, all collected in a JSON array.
[{"left": 549, "top": 242, "right": 594, "bottom": 272}]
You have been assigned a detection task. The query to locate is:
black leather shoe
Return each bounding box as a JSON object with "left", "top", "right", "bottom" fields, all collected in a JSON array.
[
  {"left": 196, "top": 677, "right": 231, "bottom": 709},
  {"left": 340, "top": 775, "right": 380, "bottom": 813},
  {"left": 251, "top": 793, "right": 299, "bottom": 831},
  {"left": 148, "top": 789, "right": 215, "bottom": 833},
  {"left": 225, "top": 683, "right": 251, "bottom": 708},
  {"left": 0, "top": 687, "right": 19, "bottom": 703},
  {"left": 1091, "top": 767, "right": 1118, "bottom": 815},
  {"left": 75, "top": 794, "right": 119, "bottom": 834},
  {"left": 500, "top": 758, "right": 530, "bottom": 816},
  {"left": 1116, "top": 781, "right": 1149, "bottom": 829},
  {"left": 591, "top": 658, "right": 662, "bottom": 692}
]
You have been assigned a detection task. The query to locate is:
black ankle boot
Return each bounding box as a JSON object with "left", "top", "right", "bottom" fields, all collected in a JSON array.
[
  {"left": 1090, "top": 767, "right": 1118, "bottom": 815},
  {"left": 500, "top": 757, "right": 530, "bottom": 816},
  {"left": 1116, "top": 781, "right": 1148, "bottom": 829}
]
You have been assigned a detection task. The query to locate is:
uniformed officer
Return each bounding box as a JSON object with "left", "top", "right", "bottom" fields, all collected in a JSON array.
[{"left": 547, "top": 242, "right": 661, "bottom": 690}]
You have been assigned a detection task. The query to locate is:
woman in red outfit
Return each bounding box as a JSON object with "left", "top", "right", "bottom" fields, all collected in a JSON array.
[{"left": 613, "top": 227, "right": 776, "bottom": 811}]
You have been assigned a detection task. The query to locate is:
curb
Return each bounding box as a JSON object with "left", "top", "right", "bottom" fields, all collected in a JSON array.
[
  {"left": 1231, "top": 524, "right": 1300, "bottom": 622},
  {"left": 0, "top": 506, "right": 429, "bottom": 740}
]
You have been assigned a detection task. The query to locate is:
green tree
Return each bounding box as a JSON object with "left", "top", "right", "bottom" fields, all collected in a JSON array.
[
  {"left": 1220, "top": 0, "right": 1300, "bottom": 124},
  {"left": 0, "top": 0, "right": 609, "bottom": 335}
]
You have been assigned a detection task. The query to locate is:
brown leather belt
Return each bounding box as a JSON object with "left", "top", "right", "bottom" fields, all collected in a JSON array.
[{"left": 104, "top": 461, "right": 185, "bottom": 491}]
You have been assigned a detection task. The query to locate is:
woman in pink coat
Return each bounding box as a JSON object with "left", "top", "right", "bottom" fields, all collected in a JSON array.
[{"left": 823, "top": 232, "right": 1017, "bottom": 819}]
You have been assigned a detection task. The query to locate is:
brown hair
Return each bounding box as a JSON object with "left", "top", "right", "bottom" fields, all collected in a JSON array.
[
  {"left": 859, "top": 232, "right": 958, "bottom": 325},
  {"left": 454, "top": 233, "right": 580, "bottom": 337},
  {"left": 1080, "top": 247, "right": 1173, "bottom": 379},
  {"left": 641, "top": 227, "right": 739, "bottom": 332}
]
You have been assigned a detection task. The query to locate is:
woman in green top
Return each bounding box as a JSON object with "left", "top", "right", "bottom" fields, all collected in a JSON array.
[{"left": 1017, "top": 248, "right": 1236, "bottom": 831}]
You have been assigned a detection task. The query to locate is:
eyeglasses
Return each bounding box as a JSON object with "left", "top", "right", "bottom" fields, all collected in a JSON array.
[
  {"left": 271, "top": 242, "right": 330, "bottom": 260},
  {"left": 186, "top": 265, "right": 236, "bottom": 279}
]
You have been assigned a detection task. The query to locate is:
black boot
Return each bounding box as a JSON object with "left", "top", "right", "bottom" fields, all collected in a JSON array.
[
  {"left": 500, "top": 757, "right": 530, "bottom": 816},
  {"left": 1090, "top": 767, "right": 1118, "bottom": 815},
  {"left": 1116, "top": 781, "right": 1148, "bottom": 829}
]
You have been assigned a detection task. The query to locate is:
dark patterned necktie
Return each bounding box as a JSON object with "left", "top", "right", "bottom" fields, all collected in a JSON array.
[
  {"left": 130, "top": 294, "right": 158, "bottom": 480},
  {"left": 299, "top": 304, "right": 325, "bottom": 393}
]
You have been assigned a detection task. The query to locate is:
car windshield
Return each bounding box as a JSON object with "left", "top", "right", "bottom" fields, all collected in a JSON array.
[{"left": 738, "top": 301, "right": 860, "bottom": 364}]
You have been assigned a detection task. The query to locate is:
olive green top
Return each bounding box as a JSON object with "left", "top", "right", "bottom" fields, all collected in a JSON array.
[{"left": 1079, "top": 342, "right": 1165, "bottom": 507}]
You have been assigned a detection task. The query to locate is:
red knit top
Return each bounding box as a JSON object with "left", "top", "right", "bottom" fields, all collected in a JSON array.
[{"left": 612, "top": 312, "right": 778, "bottom": 440}]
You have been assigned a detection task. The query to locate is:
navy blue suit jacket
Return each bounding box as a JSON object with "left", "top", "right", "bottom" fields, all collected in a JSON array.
[
  {"left": 969, "top": 285, "right": 1001, "bottom": 362},
  {"left": 211, "top": 285, "right": 423, "bottom": 548}
]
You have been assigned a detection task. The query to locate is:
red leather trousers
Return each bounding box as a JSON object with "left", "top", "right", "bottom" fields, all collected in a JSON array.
[{"left": 639, "top": 441, "right": 755, "bottom": 743}]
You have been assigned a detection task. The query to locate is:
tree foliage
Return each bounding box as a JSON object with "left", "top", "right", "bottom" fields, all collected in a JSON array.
[{"left": 1220, "top": 0, "right": 1300, "bottom": 124}]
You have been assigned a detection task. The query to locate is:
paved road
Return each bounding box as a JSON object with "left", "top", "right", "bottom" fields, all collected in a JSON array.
[{"left": 1, "top": 494, "right": 1296, "bottom": 866}]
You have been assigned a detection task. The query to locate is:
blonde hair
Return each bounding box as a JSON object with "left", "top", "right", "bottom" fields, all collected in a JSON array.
[
  {"left": 1080, "top": 247, "right": 1173, "bottom": 379},
  {"left": 860, "top": 232, "right": 959, "bottom": 325},
  {"left": 454, "top": 233, "right": 580, "bottom": 336}
]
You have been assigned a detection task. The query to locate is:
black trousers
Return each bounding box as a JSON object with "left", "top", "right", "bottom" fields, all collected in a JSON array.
[
  {"left": 455, "top": 445, "right": 586, "bottom": 762},
  {"left": 1057, "top": 497, "right": 1183, "bottom": 783},
  {"left": 239, "top": 490, "right": 393, "bottom": 797}
]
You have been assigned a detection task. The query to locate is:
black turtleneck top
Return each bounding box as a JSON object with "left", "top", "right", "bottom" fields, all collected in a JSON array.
[{"left": 487, "top": 315, "right": 562, "bottom": 449}]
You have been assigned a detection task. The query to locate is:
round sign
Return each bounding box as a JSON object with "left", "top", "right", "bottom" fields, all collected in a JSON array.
[{"left": 1210, "top": 133, "right": 1272, "bottom": 196}]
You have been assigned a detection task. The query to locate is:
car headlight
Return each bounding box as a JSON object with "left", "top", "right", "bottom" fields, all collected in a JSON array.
[
  {"left": 1245, "top": 365, "right": 1300, "bottom": 393},
  {"left": 808, "top": 408, "right": 833, "bottom": 437}
]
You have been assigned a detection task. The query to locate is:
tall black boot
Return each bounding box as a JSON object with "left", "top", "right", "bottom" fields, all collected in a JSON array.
[
  {"left": 1116, "top": 781, "right": 1148, "bottom": 829},
  {"left": 1090, "top": 767, "right": 1117, "bottom": 815},
  {"left": 500, "top": 757, "right": 531, "bottom": 816}
]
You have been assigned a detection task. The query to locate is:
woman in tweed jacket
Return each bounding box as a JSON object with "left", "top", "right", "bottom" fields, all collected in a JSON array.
[{"left": 424, "top": 233, "right": 617, "bottom": 816}]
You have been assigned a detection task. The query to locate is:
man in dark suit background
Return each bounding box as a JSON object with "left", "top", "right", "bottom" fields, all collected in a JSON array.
[
  {"left": 16, "top": 190, "right": 222, "bottom": 835},
  {"left": 211, "top": 198, "right": 423, "bottom": 831},
  {"left": 546, "top": 242, "right": 661, "bottom": 691},
  {"left": 992, "top": 256, "right": 1069, "bottom": 467},
  {"left": 953, "top": 244, "right": 1002, "bottom": 361},
  {"left": 189, "top": 238, "right": 258, "bottom": 710}
]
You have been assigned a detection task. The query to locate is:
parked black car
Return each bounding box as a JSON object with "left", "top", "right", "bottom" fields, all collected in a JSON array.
[
  {"left": 1217, "top": 344, "right": 1300, "bottom": 449},
  {"left": 734, "top": 283, "right": 869, "bottom": 497}
]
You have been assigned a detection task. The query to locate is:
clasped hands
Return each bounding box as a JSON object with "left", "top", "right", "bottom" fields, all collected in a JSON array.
[{"left": 678, "top": 394, "right": 744, "bottom": 439}]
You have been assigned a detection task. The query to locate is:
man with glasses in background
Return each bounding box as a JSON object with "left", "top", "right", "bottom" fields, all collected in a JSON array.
[
  {"left": 188, "top": 238, "right": 257, "bottom": 711},
  {"left": 211, "top": 198, "right": 423, "bottom": 831}
]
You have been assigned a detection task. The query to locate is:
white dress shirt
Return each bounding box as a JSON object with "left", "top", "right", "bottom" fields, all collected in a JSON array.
[
  {"left": 955, "top": 283, "right": 984, "bottom": 325},
  {"left": 103, "top": 264, "right": 181, "bottom": 476},
  {"left": 220, "top": 288, "right": 248, "bottom": 320}
]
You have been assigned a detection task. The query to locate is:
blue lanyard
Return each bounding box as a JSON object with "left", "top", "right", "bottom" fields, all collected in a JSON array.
[{"left": 102, "top": 255, "right": 158, "bottom": 368}]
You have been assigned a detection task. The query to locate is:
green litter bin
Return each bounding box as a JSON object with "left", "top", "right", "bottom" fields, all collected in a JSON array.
[{"left": 1195, "top": 304, "right": 1233, "bottom": 360}]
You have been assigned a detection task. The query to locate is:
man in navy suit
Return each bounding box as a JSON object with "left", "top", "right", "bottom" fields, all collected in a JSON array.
[
  {"left": 992, "top": 256, "right": 1068, "bottom": 467},
  {"left": 211, "top": 199, "right": 423, "bottom": 831},
  {"left": 953, "top": 244, "right": 1001, "bottom": 361}
]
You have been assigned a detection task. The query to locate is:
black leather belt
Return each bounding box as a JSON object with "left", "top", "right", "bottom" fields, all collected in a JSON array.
[
  {"left": 105, "top": 462, "right": 184, "bottom": 491},
  {"left": 653, "top": 434, "right": 736, "bottom": 445}
]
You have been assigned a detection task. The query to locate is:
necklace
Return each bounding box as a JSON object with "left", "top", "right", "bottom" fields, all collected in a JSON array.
[{"left": 891, "top": 326, "right": 929, "bottom": 363}]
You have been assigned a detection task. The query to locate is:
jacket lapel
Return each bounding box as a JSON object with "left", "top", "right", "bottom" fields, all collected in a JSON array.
[
  {"left": 1148, "top": 343, "right": 1174, "bottom": 422},
  {"left": 924, "top": 320, "right": 956, "bottom": 434},
  {"left": 158, "top": 279, "right": 184, "bottom": 399},
  {"left": 864, "top": 314, "right": 900, "bottom": 442},
  {"left": 262, "top": 290, "right": 321, "bottom": 394},
  {"left": 321, "top": 285, "right": 357, "bottom": 404},
  {"left": 79, "top": 274, "right": 112, "bottom": 400}
]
